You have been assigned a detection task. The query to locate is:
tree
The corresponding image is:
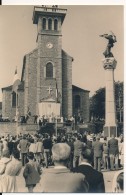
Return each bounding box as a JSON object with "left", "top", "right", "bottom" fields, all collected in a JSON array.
[
  {"left": 90, "top": 81, "right": 123, "bottom": 122},
  {"left": 115, "top": 81, "right": 123, "bottom": 122}
]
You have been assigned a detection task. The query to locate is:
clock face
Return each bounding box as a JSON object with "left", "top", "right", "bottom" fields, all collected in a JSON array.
[{"left": 46, "top": 42, "right": 53, "bottom": 49}]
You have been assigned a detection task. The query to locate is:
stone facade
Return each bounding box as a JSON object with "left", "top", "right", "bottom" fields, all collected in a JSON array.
[
  {"left": 72, "top": 86, "right": 90, "bottom": 122},
  {"left": 2, "top": 6, "right": 90, "bottom": 122}
]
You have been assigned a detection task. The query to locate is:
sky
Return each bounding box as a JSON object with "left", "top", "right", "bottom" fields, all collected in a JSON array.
[{"left": 0, "top": 4, "right": 124, "bottom": 101}]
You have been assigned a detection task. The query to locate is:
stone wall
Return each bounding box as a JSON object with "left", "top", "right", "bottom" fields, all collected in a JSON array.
[
  {"left": 0, "top": 122, "right": 38, "bottom": 137},
  {"left": 73, "top": 90, "right": 90, "bottom": 122},
  {"left": 62, "top": 51, "right": 72, "bottom": 117},
  {"left": 24, "top": 50, "right": 38, "bottom": 116},
  {"left": 2, "top": 89, "right": 15, "bottom": 120}
]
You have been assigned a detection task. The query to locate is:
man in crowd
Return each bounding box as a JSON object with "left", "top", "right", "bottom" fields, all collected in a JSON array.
[
  {"left": 18, "top": 135, "right": 30, "bottom": 166},
  {"left": 108, "top": 134, "right": 119, "bottom": 170},
  {"left": 92, "top": 136, "right": 103, "bottom": 172},
  {"left": 73, "top": 147, "right": 105, "bottom": 193},
  {"left": 73, "top": 135, "right": 85, "bottom": 168},
  {"left": 43, "top": 134, "right": 52, "bottom": 168},
  {"left": 40, "top": 143, "right": 89, "bottom": 192}
]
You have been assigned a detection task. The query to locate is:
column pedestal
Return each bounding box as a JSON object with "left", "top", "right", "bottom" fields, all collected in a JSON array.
[
  {"left": 102, "top": 57, "right": 117, "bottom": 137},
  {"left": 103, "top": 126, "right": 117, "bottom": 137}
]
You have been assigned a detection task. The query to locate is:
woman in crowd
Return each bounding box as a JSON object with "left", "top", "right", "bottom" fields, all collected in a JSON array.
[
  {"left": 28, "top": 138, "right": 37, "bottom": 157},
  {"left": 0, "top": 150, "right": 11, "bottom": 175},
  {"left": 0, "top": 149, "right": 22, "bottom": 192},
  {"left": 118, "top": 136, "right": 124, "bottom": 168},
  {"left": 35, "top": 138, "right": 44, "bottom": 164}
]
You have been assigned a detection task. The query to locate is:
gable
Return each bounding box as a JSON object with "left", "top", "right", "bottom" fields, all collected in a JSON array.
[
  {"left": 72, "top": 85, "right": 90, "bottom": 93},
  {"left": 21, "top": 48, "right": 38, "bottom": 82}
]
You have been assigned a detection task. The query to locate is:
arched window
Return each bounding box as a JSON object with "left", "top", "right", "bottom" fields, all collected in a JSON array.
[
  {"left": 75, "top": 95, "right": 81, "bottom": 109},
  {"left": 46, "top": 62, "right": 53, "bottom": 78},
  {"left": 54, "top": 19, "right": 58, "bottom": 30},
  {"left": 43, "top": 18, "right": 46, "bottom": 30},
  {"left": 48, "top": 18, "right": 52, "bottom": 30},
  {"left": 12, "top": 92, "right": 17, "bottom": 107}
]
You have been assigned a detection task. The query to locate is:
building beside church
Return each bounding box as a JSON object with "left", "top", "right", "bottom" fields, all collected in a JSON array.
[{"left": 2, "top": 6, "right": 90, "bottom": 122}]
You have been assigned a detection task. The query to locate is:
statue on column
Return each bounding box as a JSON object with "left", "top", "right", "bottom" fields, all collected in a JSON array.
[{"left": 100, "top": 31, "right": 117, "bottom": 58}]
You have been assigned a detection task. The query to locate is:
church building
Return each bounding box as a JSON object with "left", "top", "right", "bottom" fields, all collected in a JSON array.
[{"left": 2, "top": 6, "right": 90, "bottom": 122}]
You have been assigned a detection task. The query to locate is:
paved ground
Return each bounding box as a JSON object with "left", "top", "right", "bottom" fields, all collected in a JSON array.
[{"left": 16, "top": 167, "right": 122, "bottom": 193}]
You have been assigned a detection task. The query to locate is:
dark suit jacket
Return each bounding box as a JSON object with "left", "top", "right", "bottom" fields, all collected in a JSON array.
[
  {"left": 92, "top": 141, "right": 103, "bottom": 157},
  {"left": 73, "top": 164, "right": 105, "bottom": 193},
  {"left": 108, "top": 138, "right": 119, "bottom": 155}
]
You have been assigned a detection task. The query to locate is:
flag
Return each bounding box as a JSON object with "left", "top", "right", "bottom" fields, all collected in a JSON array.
[
  {"left": 12, "top": 67, "right": 21, "bottom": 92},
  {"left": 13, "top": 67, "right": 19, "bottom": 83}
]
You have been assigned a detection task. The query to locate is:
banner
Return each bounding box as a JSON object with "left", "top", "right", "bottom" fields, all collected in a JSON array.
[{"left": 38, "top": 102, "right": 60, "bottom": 117}]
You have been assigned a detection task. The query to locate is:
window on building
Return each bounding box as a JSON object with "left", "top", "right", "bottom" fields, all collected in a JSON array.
[
  {"left": 54, "top": 19, "right": 58, "bottom": 30},
  {"left": 46, "top": 62, "right": 53, "bottom": 78},
  {"left": 75, "top": 95, "right": 81, "bottom": 109},
  {"left": 12, "top": 92, "right": 17, "bottom": 107},
  {"left": 48, "top": 18, "right": 52, "bottom": 30},
  {"left": 43, "top": 18, "right": 46, "bottom": 30}
]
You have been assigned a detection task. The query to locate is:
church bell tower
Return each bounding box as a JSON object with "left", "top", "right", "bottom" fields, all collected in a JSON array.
[{"left": 32, "top": 6, "right": 67, "bottom": 106}]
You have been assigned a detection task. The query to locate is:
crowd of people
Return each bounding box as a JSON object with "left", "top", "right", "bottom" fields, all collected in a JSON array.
[{"left": 0, "top": 130, "right": 124, "bottom": 193}]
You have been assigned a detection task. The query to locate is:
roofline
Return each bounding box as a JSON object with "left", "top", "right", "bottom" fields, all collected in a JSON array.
[
  {"left": 72, "top": 85, "right": 90, "bottom": 92},
  {"left": 2, "top": 85, "right": 12, "bottom": 92}
]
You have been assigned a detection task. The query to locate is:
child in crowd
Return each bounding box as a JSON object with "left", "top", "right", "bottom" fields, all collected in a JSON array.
[
  {"left": 23, "top": 152, "right": 42, "bottom": 192},
  {"left": 103, "top": 142, "right": 109, "bottom": 170}
]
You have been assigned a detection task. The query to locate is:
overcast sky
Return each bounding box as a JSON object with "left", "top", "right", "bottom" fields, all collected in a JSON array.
[{"left": 0, "top": 5, "right": 124, "bottom": 101}]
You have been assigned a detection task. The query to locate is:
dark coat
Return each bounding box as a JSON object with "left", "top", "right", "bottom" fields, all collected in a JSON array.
[
  {"left": 108, "top": 138, "right": 119, "bottom": 155},
  {"left": 92, "top": 140, "right": 103, "bottom": 157},
  {"left": 43, "top": 138, "right": 52, "bottom": 150},
  {"left": 23, "top": 161, "right": 41, "bottom": 186},
  {"left": 73, "top": 164, "right": 105, "bottom": 193}
]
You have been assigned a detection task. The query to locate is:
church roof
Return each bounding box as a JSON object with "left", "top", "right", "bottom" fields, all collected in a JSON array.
[
  {"left": 18, "top": 81, "right": 24, "bottom": 90},
  {"left": 2, "top": 85, "right": 12, "bottom": 91},
  {"left": 62, "top": 50, "right": 74, "bottom": 61},
  {"left": 2, "top": 82, "right": 24, "bottom": 92},
  {"left": 72, "top": 85, "right": 90, "bottom": 93}
]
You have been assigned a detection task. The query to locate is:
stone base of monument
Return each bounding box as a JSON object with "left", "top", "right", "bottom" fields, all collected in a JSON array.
[{"left": 103, "top": 126, "right": 117, "bottom": 137}]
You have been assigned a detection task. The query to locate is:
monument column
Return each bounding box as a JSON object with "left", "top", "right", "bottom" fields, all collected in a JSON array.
[{"left": 102, "top": 57, "right": 117, "bottom": 137}]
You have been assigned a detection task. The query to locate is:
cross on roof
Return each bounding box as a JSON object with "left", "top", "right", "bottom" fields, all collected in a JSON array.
[{"left": 47, "top": 86, "right": 52, "bottom": 95}]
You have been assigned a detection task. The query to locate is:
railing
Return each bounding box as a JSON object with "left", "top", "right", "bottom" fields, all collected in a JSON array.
[{"left": 34, "top": 6, "right": 67, "bottom": 14}]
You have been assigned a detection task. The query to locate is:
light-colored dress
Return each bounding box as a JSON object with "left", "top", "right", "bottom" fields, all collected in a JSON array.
[
  {"left": 118, "top": 142, "right": 124, "bottom": 165},
  {"left": 0, "top": 158, "right": 22, "bottom": 192},
  {"left": 29, "top": 143, "right": 37, "bottom": 154}
]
